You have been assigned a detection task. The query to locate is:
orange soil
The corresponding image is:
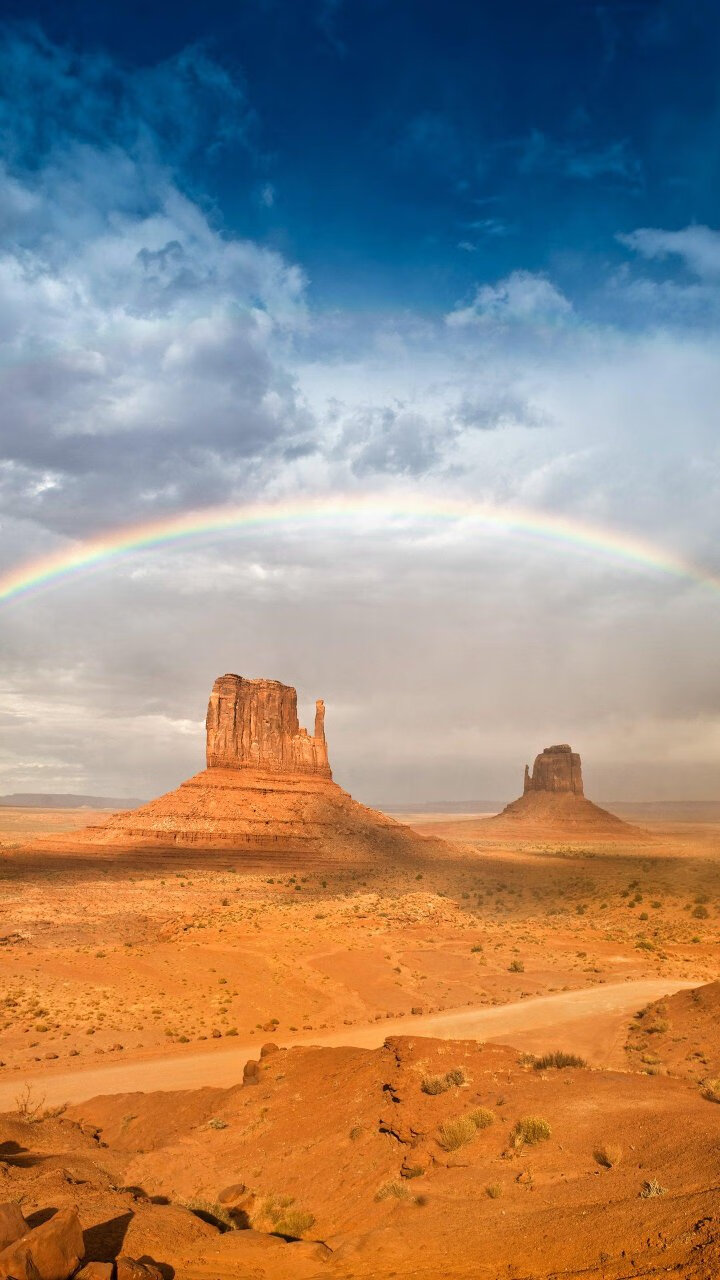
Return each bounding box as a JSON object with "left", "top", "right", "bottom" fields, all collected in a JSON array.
[
  {"left": 1, "top": 807, "right": 720, "bottom": 1277},
  {"left": 3, "top": 1031, "right": 720, "bottom": 1277}
]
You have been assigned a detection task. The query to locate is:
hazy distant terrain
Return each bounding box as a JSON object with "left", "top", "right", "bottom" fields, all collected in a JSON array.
[{"left": 0, "top": 792, "right": 144, "bottom": 809}]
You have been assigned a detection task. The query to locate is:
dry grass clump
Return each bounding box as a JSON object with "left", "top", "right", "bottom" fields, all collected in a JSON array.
[
  {"left": 259, "top": 1194, "right": 315, "bottom": 1238},
  {"left": 184, "top": 1199, "right": 236, "bottom": 1230},
  {"left": 533, "top": 1051, "right": 587, "bottom": 1071},
  {"left": 639, "top": 1178, "right": 666, "bottom": 1198},
  {"left": 468, "top": 1106, "right": 495, "bottom": 1130},
  {"left": 485, "top": 1183, "right": 502, "bottom": 1198},
  {"left": 702, "top": 1079, "right": 720, "bottom": 1102},
  {"left": 594, "top": 1143, "right": 622, "bottom": 1169},
  {"left": 437, "top": 1107, "right": 495, "bottom": 1151},
  {"left": 375, "top": 1180, "right": 412, "bottom": 1201},
  {"left": 421, "top": 1067, "right": 466, "bottom": 1095},
  {"left": 510, "top": 1116, "right": 551, "bottom": 1149}
]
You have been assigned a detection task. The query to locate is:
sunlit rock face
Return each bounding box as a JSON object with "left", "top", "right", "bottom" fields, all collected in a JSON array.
[
  {"left": 523, "top": 744, "right": 583, "bottom": 796},
  {"left": 67, "top": 673, "right": 443, "bottom": 862},
  {"left": 206, "top": 675, "right": 331, "bottom": 778}
]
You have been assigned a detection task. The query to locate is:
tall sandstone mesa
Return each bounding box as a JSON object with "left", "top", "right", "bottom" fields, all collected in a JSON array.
[
  {"left": 206, "top": 675, "right": 331, "bottom": 777},
  {"left": 523, "top": 744, "right": 583, "bottom": 796},
  {"left": 71, "top": 673, "right": 443, "bottom": 863}
]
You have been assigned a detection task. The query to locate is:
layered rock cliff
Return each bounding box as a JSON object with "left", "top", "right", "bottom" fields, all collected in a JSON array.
[
  {"left": 70, "top": 673, "right": 441, "bottom": 862},
  {"left": 206, "top": 675, "right": 331, "bottom": 778},
  {"left": 523, "top": 744, "right": 583, "bottom": 796},
  {"left": 484, "top": 743, "right": 638, "bottom": 837}
]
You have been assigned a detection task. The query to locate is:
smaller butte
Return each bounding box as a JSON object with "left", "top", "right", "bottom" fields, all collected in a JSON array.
[{"left": 489, "top": 743, "right": 635, "bottom": 835}]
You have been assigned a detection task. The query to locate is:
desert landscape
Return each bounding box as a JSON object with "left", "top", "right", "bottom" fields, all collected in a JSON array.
[
  {"left": 1, "top": 676, "right": 719, "bottom": 1278},
  {"left": 3, "top": 6, "right": 720, "bottom": 1276}
]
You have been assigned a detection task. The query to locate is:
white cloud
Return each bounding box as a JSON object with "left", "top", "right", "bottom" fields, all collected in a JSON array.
[
  {"left": 445, "top": 270, "right": 572, "bottom": 328},
  {"left": 1, "top": 24, "right": 720, "bottom": 802},
  {"left": 619, "top": 224, "right": 720, "bottom": 280}
]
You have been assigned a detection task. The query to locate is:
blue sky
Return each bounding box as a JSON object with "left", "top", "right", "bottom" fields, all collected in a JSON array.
[
  {"left": 1, "top": 1, "right": 719, "bottom": 801},
  {"left": 2, "top": 0, "right": 718, "bottom": 312}
]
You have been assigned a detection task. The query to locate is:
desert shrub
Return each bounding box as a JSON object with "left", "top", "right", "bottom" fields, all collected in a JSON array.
[
  {"left": 184, "top": 1199, "right": 236, "bottom": 1230},
  {"left": 468, "top": 1107, "right": 495, "bottom": 1130},
  {"left": 15, "top": 1083, "right": 45, "bottom": 1123},
  {"left": 639, "top": 1178, "right": 666, "bottom": 1198},
  {"left": 437, "top": 1107, "right": 494, "bottom": 1151},
  {"left": 421, "top": 1067, "right": 466, "bottom": 1095},
  {"left": 261, "top": 1194, "right": 315, "bottom": 1237},
  {"left": 510, "top": 1116, "right": 551, "bottom": 1148},
  {"left": 275, "top": 1208, "right": 315, "bottom": 1236},
  {"left": 437, "top": 1116, "right": 475, "bottom": 1152},
  {"left": 349, "top": 1125, "right": 363, "bottom": 1139},
  {"left": 485, "top": 1183, "right": 502, "bottom": 1198},
  {"left": 207, "top": 1117, "right": 228, "bottom": 1130},
  {"left": 594, "top": 1143, "right": 622, "bottom": 1168},
  {"left": 692, "top": 905, "right": 709, "bottom": 919},
  {"left": 508, "top": 959, "right": 525, "bottom": 973},
  {"left": 533, "top": 1051, "right": 587, "bottom": 1071},
  {"left": 702, "top": 1079, "right": 720, "bottom": 1103},
  {"left": 375, "top": 1180, "right": 412, "bottom": 1201}
]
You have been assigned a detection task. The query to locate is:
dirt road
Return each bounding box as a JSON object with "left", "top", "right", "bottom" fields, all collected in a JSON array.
[{"left": 0, "top": 977, "right": 695, "bottom": 1109}]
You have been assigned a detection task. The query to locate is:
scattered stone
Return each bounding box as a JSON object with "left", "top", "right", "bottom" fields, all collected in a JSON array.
[
  {"left": 115, "top": 1259, "right": 163, "bottom": 1280},
  {"left": 217, "top": 1182, "right": 247, "bottom": 1206},
  {"left": 243, "top": 1059, "right": 260, "bottom": 1085},
  {"left": 0, "top": 1202, "right": 26, "bottom": 1252},
  {"left": 0, "top": 1207, "right": 84, "bottom": 1280}
]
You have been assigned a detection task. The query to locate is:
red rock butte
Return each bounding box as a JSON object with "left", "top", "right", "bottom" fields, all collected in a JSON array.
[
  {"left": 490, "top": 743, "right": 633, "bottom": 835},
  {"left": 75, "top": 674, "right": 440, "bottom": 863}
]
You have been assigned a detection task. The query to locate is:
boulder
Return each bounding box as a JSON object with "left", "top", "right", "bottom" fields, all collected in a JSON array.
[
  {"left": 217, "top": 1183, "right": 247, "bottom": 1206},
  {"left": 259, "top": 1042, "right": 279, "bottom": 1058},
  {"left": 0, "top": 1202, "right": 26, "bottom": 1251},
  {"left": 0, "top": 1208, "right": 84, "bottom": 1280},
  {"left": 115, "top": 1261, "right": 163, "bottom": 1280},
  {"left": 75, "top": 1265, "right": 113, "bottom": 1280},
  {"left": 243, "top": 1059, "right": 260, "bottom": 1085}
]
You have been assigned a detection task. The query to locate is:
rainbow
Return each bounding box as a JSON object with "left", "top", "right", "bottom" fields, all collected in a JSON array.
[{"left": 1, "top": 492, "right": 718, "bottom": 604}]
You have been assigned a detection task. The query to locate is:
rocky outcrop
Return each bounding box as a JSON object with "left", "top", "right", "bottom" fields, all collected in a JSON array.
[
  {"left": 480, "top": 743, "right": 640, "bottom": 838},
  {"left": 206, "top": 676, "right": 331, "bottom": 778},
  {"left": 70, "top": 673, "right": 443, "bottom": 863},
  {"left": 523, "top": 744, "right": 583, "bottom": 796},
  {"left": 0, "top": 1207, "right": 84, "bottom": 1280}
]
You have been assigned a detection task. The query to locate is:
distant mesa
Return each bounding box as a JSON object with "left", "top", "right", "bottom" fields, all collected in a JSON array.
[
  {"left": 74, "top": 674, "right": 440, "bottom": 862},
  {"left": 0, "top": 792, "right": 145, "bottom": 810},
  {"left": 492, "top": 743, "right": 632, "bottom": 834}
]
